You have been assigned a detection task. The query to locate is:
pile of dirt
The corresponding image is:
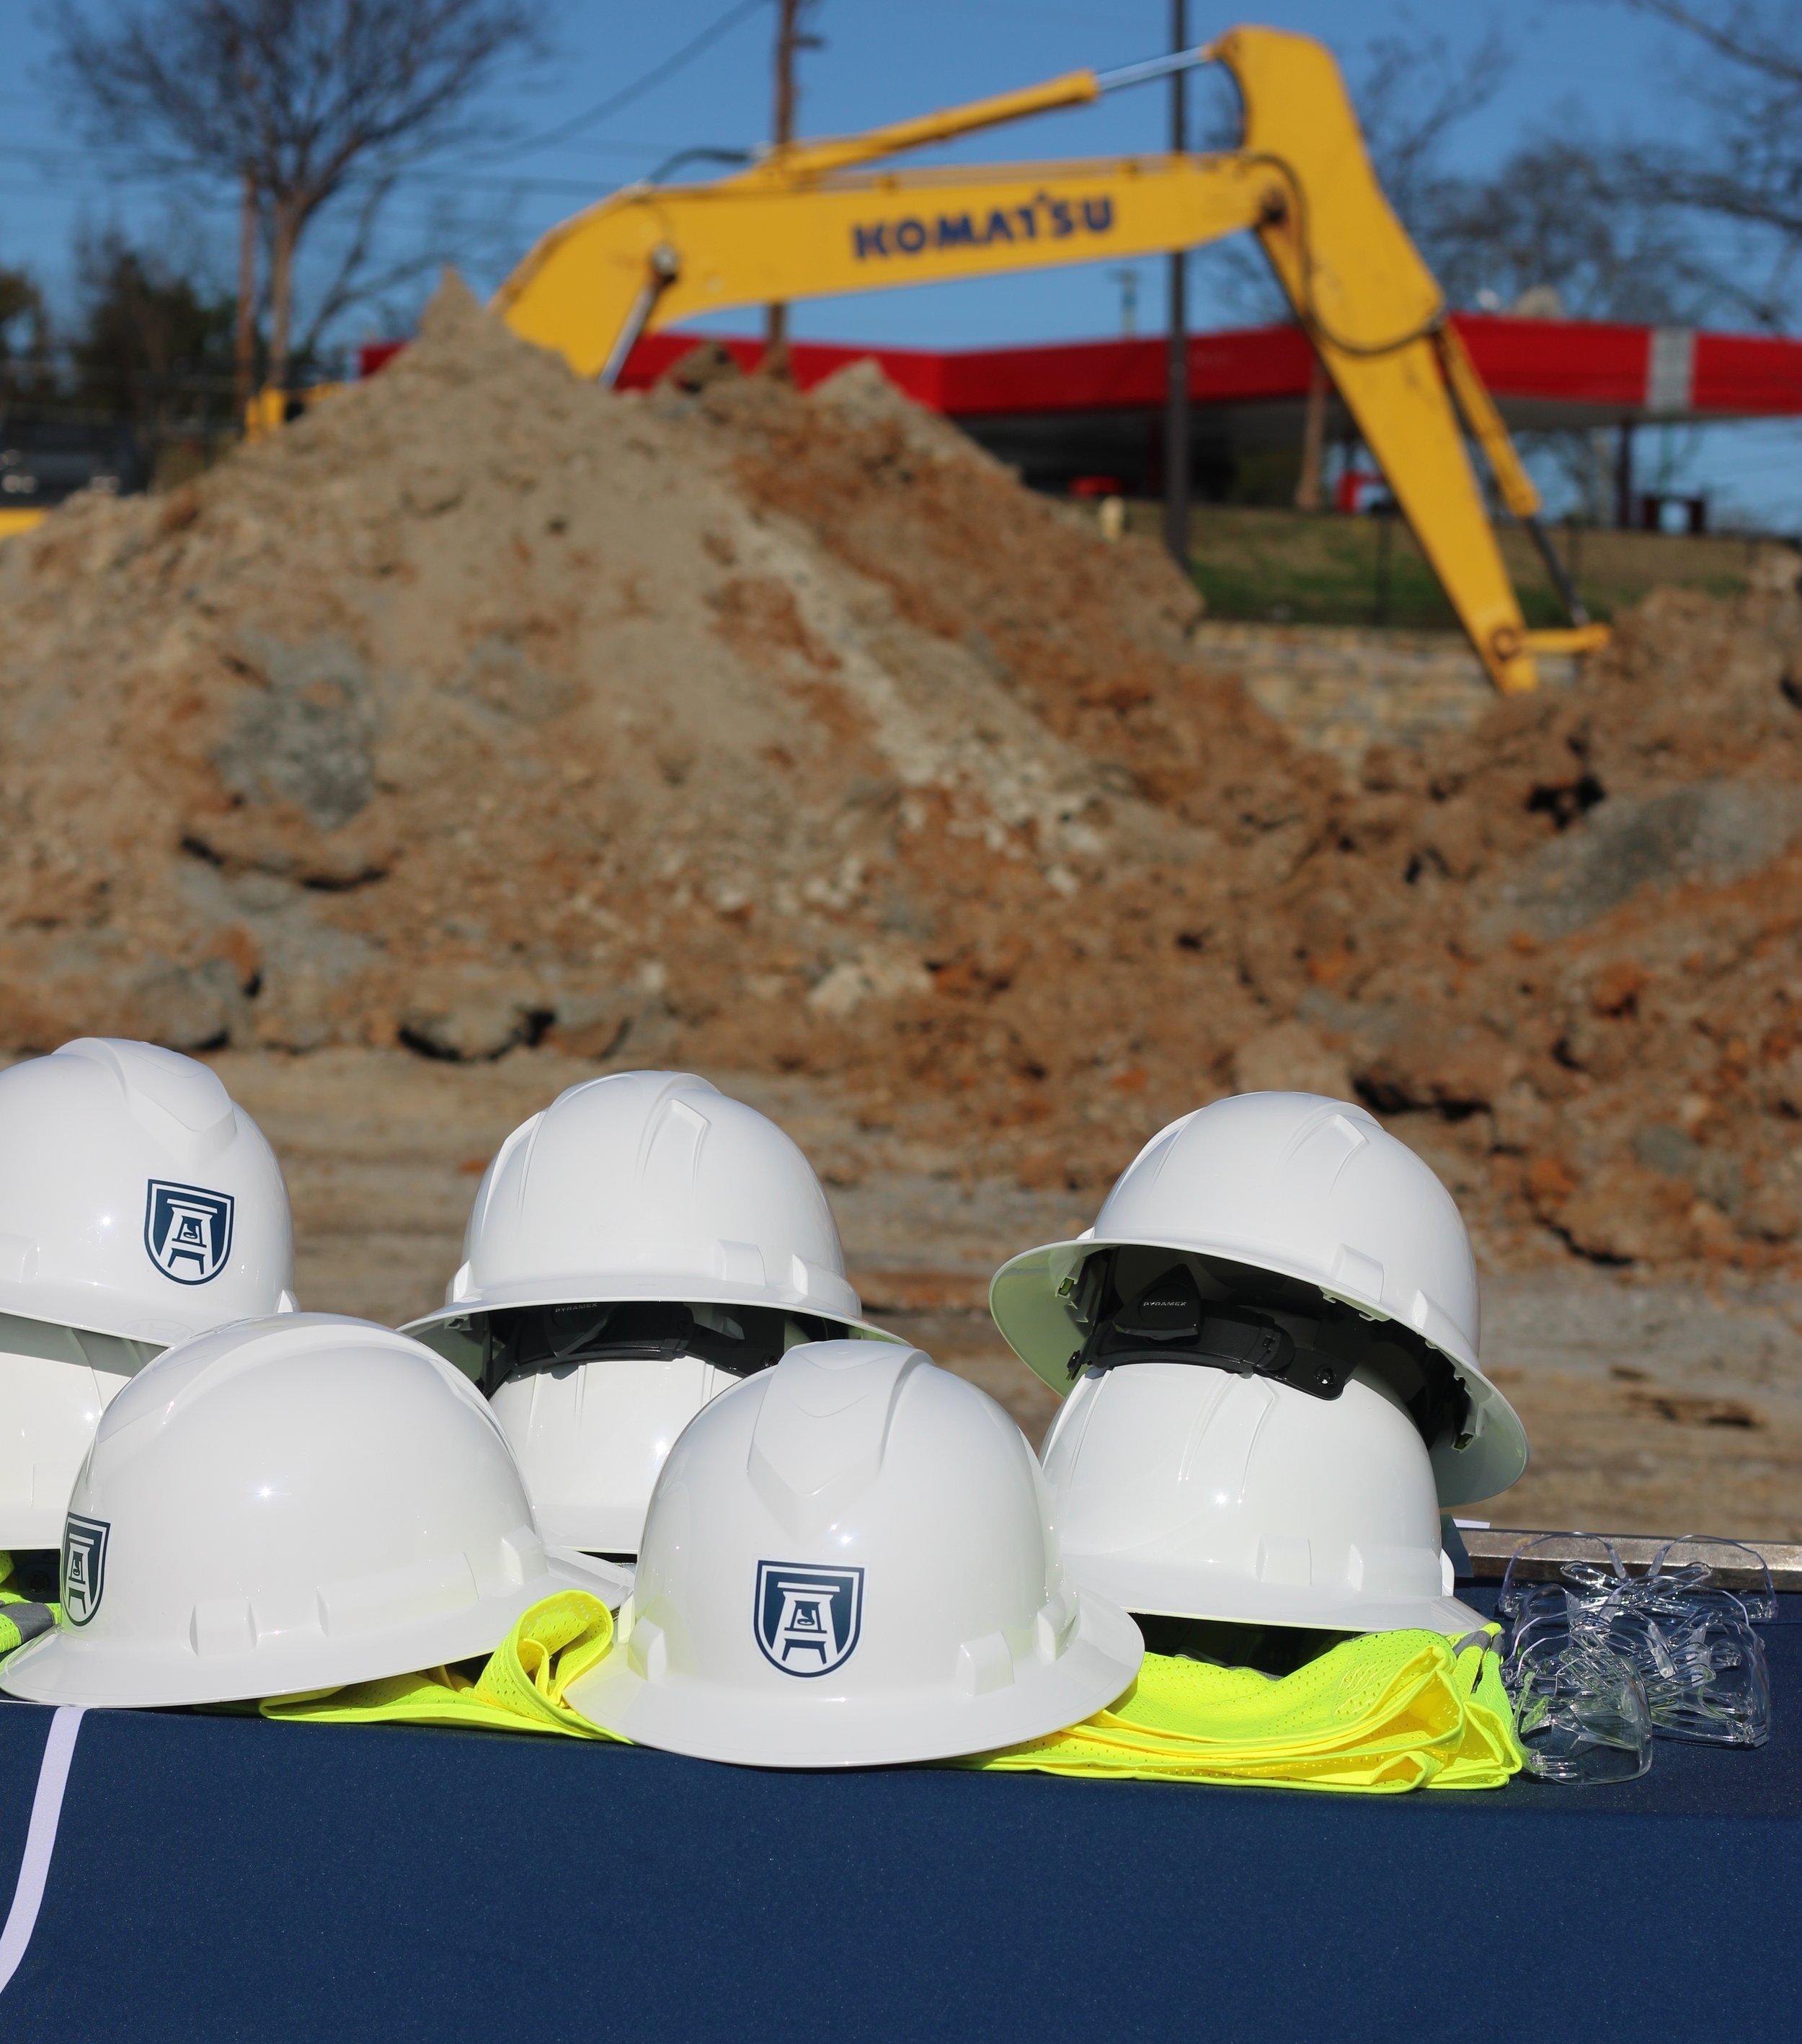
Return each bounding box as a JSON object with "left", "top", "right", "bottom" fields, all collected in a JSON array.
[
  {"left": 1285, "top": 585, "right": 1802, "bottom": 1272},
  {"left": 0, "top": 278, "right": 1321, "bottom": 1112},
  {"left": 1, "top": 273, "right": 1800, "bottom": 1284}
]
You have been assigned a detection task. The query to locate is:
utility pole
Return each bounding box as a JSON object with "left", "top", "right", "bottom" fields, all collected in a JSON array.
[
  {"left": 1615, "top": 421, "right": 1635, "bottom": 530},
  {"left": 1161, "top": 0, "right": 1190, "bottom": 570},
  {"left": 1295, "top": 355, "right": 1326, "bottom": 510},
  {"left": 765, "top": 0, "right": 821, "bottom": 369},
  {"left": 234, "top": 169, "right": 258, "bottom": 428}
]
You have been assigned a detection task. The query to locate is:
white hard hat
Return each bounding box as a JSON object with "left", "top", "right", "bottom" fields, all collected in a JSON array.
[
  {"left": 0, "top": 1038, "right": 296, "bottom": 1551},
  {"left": 1042, "top": 1360, "right": 1483, "bottom": 1635},
  {"left": 409, "top": 1071, "right": 878, "bottom": 1332},
  {"left": 404, "top": 1071, "right": 894, "bottom": 1554},
  {"left": 990, "top": 1092, "right": 1527, "bottom": 1505},
  {"left": 487, "top": 1327, "right": 824, "bottom": 1555},
  {"left": 564, "top": 1340, "right": 1142, "bottom": 1766},
  {"left": 0, "top": 1038, "right": 295, "bottom": 1343},
  {"left": 0, "top": 1314, "right": 629, "bottom": 1709},
  {"left": 0, "top": 1322, "right": 159, "bottom": 1551}
]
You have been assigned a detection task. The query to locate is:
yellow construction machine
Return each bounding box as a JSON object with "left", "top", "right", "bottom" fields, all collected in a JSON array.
[
  {"left": 24, "top": 26, "right": 1605, "bottom": 692},
  {"left": 492, "top": 25, "right": 1604, "bottom": 694}
]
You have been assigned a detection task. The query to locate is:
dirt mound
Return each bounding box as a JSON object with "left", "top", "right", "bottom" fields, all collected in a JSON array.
[
  {"left": 1, "top": 273, "right": 1800, "bottom": 1283},
  {"left": 1290, "top": 584, "right": 1802, "bottom": 1272},
  {"left": 0, "top": 279, "right": 1306, "bottom": 1071},
  {"left": 676, "top": 345, "right": 1802, "bottom": 1278}
]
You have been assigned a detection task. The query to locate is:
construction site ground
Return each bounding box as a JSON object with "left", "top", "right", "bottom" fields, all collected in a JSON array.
[
  {"left": 221, "top": 1044, "right": 1802, "bottom": 1546},
  {"left": 4, "top": 276, "right": 1802, "bottom": 1544}
]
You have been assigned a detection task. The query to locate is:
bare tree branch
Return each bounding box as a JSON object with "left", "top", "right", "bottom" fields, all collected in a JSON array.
[
  {"left": 1605, "top": 1, "right": 1802, "bottom": 315},
  {"left": 56, "top": 0, "right": 536, "bottom": 385},
  {"left": 1414, "top": 140, "right": 1731, "bottom": 323},
  {"left": 1616, "top": 0, "right": 1802, "bottom": 87},
  {"left": 1353, "top": 24, "right": 1512, "bottom": 220},
  {"left": 293, "top": 162, "right": 401, "bottom": 355}
]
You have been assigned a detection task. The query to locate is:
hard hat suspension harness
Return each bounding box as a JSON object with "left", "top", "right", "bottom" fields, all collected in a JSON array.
[
  {"left": 474, "top": 1299, "right": 841, "bottom": 1400},
  {"left": 1065, "top": 1248, "right": 1472, "bottom": 1450}
]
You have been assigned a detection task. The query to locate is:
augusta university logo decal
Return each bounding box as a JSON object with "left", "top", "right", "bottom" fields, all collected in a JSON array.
[
  {"left": 755, "top": 1562, "right": 864, "bottom": 1678},
  {"left": 144, "top": 1180, "right": 234, "bottom": 1286},
  {"left": 63, "top": 1515, "right": 110, "bottom": 1627}
]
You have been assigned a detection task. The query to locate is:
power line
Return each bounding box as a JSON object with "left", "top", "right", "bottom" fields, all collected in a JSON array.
[
  {"left": 1, "top": 1, "right": 776, "bottom": 211},
  {"left": 464, "top": 0, "right": 773, "bottom": 166},
  {"left": 0, "top": 138, "right": 751, "bottom": 208}
]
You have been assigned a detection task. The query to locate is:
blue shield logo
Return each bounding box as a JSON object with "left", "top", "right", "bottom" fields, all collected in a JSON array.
[
  {"left": 63, "top": 1514, "right": 110, "bottom": 1627},
  {"left": 144, "top": 1180, "right": 234, "bottom": 1286},
  {"left": 754, "top": 1561, "right": 864, "bottom": 1678}
]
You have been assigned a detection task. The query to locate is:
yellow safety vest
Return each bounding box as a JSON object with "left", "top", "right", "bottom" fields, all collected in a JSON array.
[
  {"left": 262, "top": 1588, "right": 626, "bottom": 1742},
  {"left": 0, "top": 1549, "right": 58, "bottom": 1654},
  {"left": 262, "top": 1588, "right": 1518, "bottom": 1793},
  {"left": 969, "top": 1626, "right": 1520, "bottom": 1792}
]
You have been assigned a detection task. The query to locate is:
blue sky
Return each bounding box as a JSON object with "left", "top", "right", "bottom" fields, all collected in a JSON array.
[{"left": 6, "top": 0, "right": 1801, "bottom": 527}]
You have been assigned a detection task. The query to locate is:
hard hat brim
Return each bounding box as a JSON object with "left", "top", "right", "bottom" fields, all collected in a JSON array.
[
  {"left": 1062, "top": 1549, "right": 1485, "bottom": 1639},
  {"left": 0, "top": 1503, "right": 76, "bottom": 1550},
  {"left": 563, "top": 1589, "right": 1144, "bottom": 1769},
  {"left": 401, "top": 1286, "right": 902, "bottom": 1371},
  {"left": 0, "top": 1342, "right": 138, "bottom": 1550},
  {"left": 0, "top": 1549, "right": 632, "bottom": 1710},
  {"left": 990, "top": 1238, "right": 1527, "bottom": 1509}
]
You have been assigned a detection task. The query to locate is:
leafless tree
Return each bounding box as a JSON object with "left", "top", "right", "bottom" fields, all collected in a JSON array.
[
  {"left": 1419, "top": 5, "right": 1802, "bottom": 333},
  {"left": 56, "top": 0, "right": 534, "bottom": 391},
  {"left": 1610, "top": 1, "right": 1802, "bottom": 327},
  {"left": 1414, "top": 142, "right": 1724, "bottom": 324},
  {"left": 0, "top": 266, "right": 53, "bottom": 407},
  {"left": 1351, "top": 26, "right": 1512, "bottom": 225}
]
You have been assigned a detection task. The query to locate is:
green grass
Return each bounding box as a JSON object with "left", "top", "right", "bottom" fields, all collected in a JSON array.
[{"left": 1118, "top": 501, "right": 1765, "bottom": 632}]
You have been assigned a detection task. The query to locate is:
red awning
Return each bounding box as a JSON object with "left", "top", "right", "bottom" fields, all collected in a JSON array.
[
  {"left": 360, "top": 314, "right": 1802, "bottom": 427},
  {"left": 602, "top": 315, "right": 1802, "bottom": 427}
]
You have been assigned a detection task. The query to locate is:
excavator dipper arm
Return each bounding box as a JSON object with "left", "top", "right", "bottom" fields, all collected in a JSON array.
[
  {"left": 494, "top": 27, "right": 1588, "bottom": 693},
  {"left": 1214, "top": 27, "right": 1554, "bottom": 690}
]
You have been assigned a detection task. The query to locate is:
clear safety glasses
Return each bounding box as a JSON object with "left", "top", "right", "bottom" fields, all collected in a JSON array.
[
  {"left": 1506, "top": 1613, "right": 1654, "bottom": 1785},
  {"left": 1498, "top": 1532, "right": 1774, "bottom": 1782}
]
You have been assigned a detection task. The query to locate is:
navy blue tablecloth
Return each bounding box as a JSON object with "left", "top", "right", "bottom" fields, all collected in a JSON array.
[{"left": 0, "top": 1593, "right": 1797, "bottom": 2044}]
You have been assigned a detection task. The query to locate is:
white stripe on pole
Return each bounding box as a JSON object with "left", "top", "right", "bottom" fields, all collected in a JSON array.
[{"left": 0, "top": 1707, "right": 86, "bottom": 1997}]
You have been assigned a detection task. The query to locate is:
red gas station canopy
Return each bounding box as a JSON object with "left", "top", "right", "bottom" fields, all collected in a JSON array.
[
  {"left": 356, "top": 311, "right": 1798, "bottom": 505},
  {"left": 597, "top": 313, "right": 1802, "bottom": 429}
]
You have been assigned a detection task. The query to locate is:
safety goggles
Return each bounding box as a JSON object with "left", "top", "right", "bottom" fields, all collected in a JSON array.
[
  {"left": 1499, "top": 1532, "right": 1773, "bottom": 1756},
  {"left": 1504, "top": 1613, "right": 1654, "bottom": 1785}
]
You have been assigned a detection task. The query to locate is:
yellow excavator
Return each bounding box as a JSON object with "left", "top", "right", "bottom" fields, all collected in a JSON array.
[
  {"left": 487, "top": 25, "right": 1603, "bottom": 694},
  {"left": 93, "top": 27, "right": 1610, "bottom": 692}
]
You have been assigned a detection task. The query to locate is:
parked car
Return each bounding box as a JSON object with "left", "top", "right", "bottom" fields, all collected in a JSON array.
[{"left": 0, "top": 418, "right": 148, "bottom": 507}]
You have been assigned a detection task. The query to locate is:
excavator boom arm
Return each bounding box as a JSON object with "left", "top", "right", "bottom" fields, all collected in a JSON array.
[
  {"left": 493, "top": 26, "right": 1584, "bottom": 693},
  {"left": 496, "top": 155, "right": 1277, "bottom": 365}
]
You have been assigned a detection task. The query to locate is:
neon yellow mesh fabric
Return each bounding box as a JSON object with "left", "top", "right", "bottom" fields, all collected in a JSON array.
[
  {"left": 261, "top": 1590, "right": 629, "bottom": 1742},
  {"left": 1431, "top": 1627, "right": 1523, "bottom": 1790},
  {"left": 968, "top": 1627, "right": 1521, "bottom": 1793},
  {"left": 0, "top": 1550, "right": 61, "bottom": 1650},
  {"left": 260, "top": 1597, "right": 1519, "bottom": 1791}
]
